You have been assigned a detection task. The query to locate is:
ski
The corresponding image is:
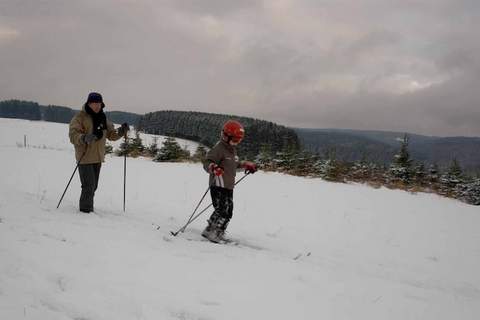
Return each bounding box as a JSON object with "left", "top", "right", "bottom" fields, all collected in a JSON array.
[{"left": 186, "top": 237, "right": 240, "bottom": 246}]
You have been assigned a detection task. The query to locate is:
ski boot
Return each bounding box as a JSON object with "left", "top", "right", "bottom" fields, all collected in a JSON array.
[
  {"left": 202, "top": 217, "right": 230, "bottom": 243},
  {"left": 201, "top": 213, "right": 220, "bottom": 241}
]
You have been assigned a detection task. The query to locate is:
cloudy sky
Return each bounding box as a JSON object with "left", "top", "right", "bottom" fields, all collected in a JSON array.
[{"left": 1, "top": 0, "right": 479, "bottom": 136}]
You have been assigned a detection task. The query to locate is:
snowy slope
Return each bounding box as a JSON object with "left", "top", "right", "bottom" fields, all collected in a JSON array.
[
  {"left": 0, "top": 118, "right": 201, "bottom": 154},
  {"left": 0, "top": 119, "right": 479, "bottom": 320}
]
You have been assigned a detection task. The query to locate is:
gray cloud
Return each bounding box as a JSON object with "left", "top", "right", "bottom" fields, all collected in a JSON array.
[{"left": 0, "top": 0, "right": 479, "bottom": 136}]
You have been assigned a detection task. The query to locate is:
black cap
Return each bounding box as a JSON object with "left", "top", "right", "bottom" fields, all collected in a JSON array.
[{"left": 86, "top": 92, "right": 103, "bottom": 104}]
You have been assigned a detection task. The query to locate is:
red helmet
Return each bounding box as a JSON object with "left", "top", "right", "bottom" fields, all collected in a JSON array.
[{"left": 222, "top": 120, "right": 245, "bottom": 143}]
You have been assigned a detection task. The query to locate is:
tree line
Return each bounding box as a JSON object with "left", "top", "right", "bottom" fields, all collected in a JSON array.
[
  {"left": 0, "top": 99, "right": 139, "bottom": 124},
  {"left": 137, "top": 110, "right": 300, "bottom": 159},
  {"left": 110, "top": 132, "right": 479, "bottom": 206},
  {"left": 2, "top": 99, "right": 478, "bottom": 205}
]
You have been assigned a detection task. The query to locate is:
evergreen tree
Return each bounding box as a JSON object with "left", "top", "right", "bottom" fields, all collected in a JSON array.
[
  {"left": 294, "top": 151, "right": 316, "bottom": 176},
  {"left": 413, "top": 163, "right": 426, "bottom": 186},
  {"left": 427, "top": 163, "right": 440, "bottom": 185},
  {"left": 192, "top": 145, "right": 207, "bottom": 162},
  {"left": 129, "top": 130, "right": 145, "bottom": 158},
  {"left": 350, "top": 155, "right": 372, "bottom": 180},
  {"left": 115, "top": 135, "right": 132, "bottom": 157},
  {"left": 105, "top": 142, "right": 113, "bottom": 154},
  {"left": 255, "top": 143, "right": 274, "bottom": 170},
  {"left": 312, "top": 150, "right": 342, "bottom": 181},
  {"left": 274, "top": 145, "right": 297, "bottom": 172},
  {"left": 457, "top": 178, "right": 480, "bottom": 205},
  {"left": 440, "top": 158, "right": 464, "bottom": 195},
  {"left": 180, "top": 144, "right": 191, "bottom": 161},
  {"left": 146, "top": 136, "right": 159, "bottom": 158},
  {"left": 154, "top": 136, "right": 185, "bottom": 162},
  {"left": 389, "top": 134, "right": 413, "bottom": 183}
]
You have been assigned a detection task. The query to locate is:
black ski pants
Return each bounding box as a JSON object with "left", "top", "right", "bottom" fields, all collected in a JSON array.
[
  {"left": 209, "top": 186, "right": 234, "bottom": 221},
  {"left": 78, "top": 163, "right": 101, "bottom": 212}
]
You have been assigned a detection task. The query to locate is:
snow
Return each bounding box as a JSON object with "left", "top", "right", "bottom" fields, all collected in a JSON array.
[
  {"left": 0, "top": 118, "right": 200, "bottom": 154},
  {"left": 1, "top": 118, "right": 480, "bottom": 320}
]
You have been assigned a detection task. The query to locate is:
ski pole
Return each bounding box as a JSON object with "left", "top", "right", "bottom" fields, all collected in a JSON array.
[
  {"left": 178, "top": 164, "right": 226, "bottom": 227},
  {"left": 57, "top": 149, "right": 87, "bottom": 209},
  {"left": 170, "top": 172, "right": 250, "bottom": 236},
  {"left": 123, "top": 134, "right": 127, "bottom": 212},
  {"left": 179, "top": 185, "right": 211, "bottom": 232},
  {"left": 171, "top": 203, "right": 213, "bottom": 236},
  {"left": 171, "top": 166, "right": 223, "bottom": 235},
  {"left": 170, "top": 186, "right": 211, "bottom": 236}
]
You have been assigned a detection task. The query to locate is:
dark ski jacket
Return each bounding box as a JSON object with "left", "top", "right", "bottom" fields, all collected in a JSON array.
[{"left": 203, "top": 140, "right": 244, "bottom": 190}]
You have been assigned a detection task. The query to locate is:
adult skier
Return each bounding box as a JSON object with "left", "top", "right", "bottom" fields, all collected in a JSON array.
[
  {"left": 201, "top": 120, "right": 257, "bottom": 242},
  {"left": 69, "top": 92, "right": 129, "bottom": 213}
]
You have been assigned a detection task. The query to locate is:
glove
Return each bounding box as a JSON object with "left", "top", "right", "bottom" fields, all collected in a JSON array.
[
  {"left": 242, "top": 161, "right": 257, "bottom": 174},
  {"left": 117, "top": 123, "right": 130, "bottom": 136},
  {"left": 82, "top": 133, "right": 97, "bottom": 145},
  {"left": 208, "top": 163, "right": 224, "bottom": 176}
]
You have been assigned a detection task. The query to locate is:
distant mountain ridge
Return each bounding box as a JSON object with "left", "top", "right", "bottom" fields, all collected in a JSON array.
[{"left": 295, "top": 128, "right": 480, "bottom": 173}]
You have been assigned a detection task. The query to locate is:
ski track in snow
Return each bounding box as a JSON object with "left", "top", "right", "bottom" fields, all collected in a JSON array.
[{"left": 1, "top": 118, "right": 480, "bottom": 319}]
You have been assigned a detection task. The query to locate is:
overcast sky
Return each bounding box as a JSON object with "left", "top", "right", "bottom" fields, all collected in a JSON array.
[{"left": 1, "top": 0, "right": 479, "bottom": 136}]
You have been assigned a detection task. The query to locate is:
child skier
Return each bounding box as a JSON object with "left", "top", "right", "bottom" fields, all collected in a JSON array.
[{"left": 202, "top": 120, "right": 257, "bottom": 243}]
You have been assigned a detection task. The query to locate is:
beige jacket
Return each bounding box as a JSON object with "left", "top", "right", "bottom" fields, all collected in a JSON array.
[{"left": 69, "top": 106, "right": 122, "bottom": 164}]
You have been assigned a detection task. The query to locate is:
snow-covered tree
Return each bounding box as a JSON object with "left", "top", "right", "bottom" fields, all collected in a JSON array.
[
  {"left": 389, "top": 134, "right": 413, "bottom": 183},
  {"left": 255, "top": 143, "right": 274, "bottom": 170},
  {"left": 273, "top": 146, "right": 297, "bottom": 172},
  {"left": 290, "top": 151, "right": 313, "bottom": 176},
  {"left": 412, "top": 163, "right": 426, "bottom": 185},
  {"left": 115, "top": 135, "right": 131, "bottom": 157},
  {"left": 192, "top": 145, "right": 207, "bottom": 162},
  {"left": 350, "top": 156, "right": 373, "bottom": 181},
  {"left": 129, "top": 130, "right": 145, "bottom": 157},
  {"left": 440, "top": 159, "right": 464, "bottom": 192},
  {"left": 312, "top": 150, "right": 342, "bottom": 181},
  {"left": 146, "top": 136, "right": 159, "bottom": 158},
  {"left": 457, "top": 178, "right": 480, "bottom": 205},
  {"left": 105, "top": 142, "right": 113, "bottom": 154},
  {"left": 154, "top": 136, "right": 188, "bottom": 162},
  {"left": 426, "top": 163, "right": 440, "bottom": 185}
]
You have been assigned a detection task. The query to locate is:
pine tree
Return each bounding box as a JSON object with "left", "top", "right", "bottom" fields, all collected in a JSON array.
[
  {"left": 146, "top": 136, "right": 159, "bottom": 158},
  {"left": 427, "top": 163, "right": 440, "bottom": 185},
  {"left": 129, "top": 130, "right": 145, "bottom": 157},
  {"left": 105, "top": 142, "right": 113, "bottom": 154},
  {"left": 154, "top": 136, "right": 184, "bottom": 162},
  {"left": 389, "top": 134, "right": 413, "bottom": 184},
  {"left": 180, "top": 144, "right": 191, "bottom": 161},
  {"left": 274, "top": 145, "right": 297, "bottom": 173},
  {"left": 350, "top": 155, "right": 372, "bottom": 181},
  {"left": 294, "top": 151, "right": 316, "bottom": 176},
  {"left": 115, "top": 135, "right": 132, "bottom": 157},
  {"left": 413, "top": 163, "right": 426, "bottom": 186},
  {"left": 192, "top": 145, "right": 207, "bottom": 162},
  {"left": 312, "top": 150, "right": 342, "bottom": 181},
  {"left": 255, "top": 143, "right": 274, "bottom": 170},
  {"left": 440, "top": 158, "right": 464, "bottom": 195},
  {"left": 458, "top": 178, "right": 480, "bottom": 205}
]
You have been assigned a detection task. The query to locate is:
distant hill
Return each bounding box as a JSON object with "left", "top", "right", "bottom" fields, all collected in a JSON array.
[
  {"left": 295, "top": 128, "right": 480, "bottom": 172},
  {"left": 0, "top": 100, "right": 141, "bottom": 125},
  {"left": 2, "top": 99, "right": 479, "bottom": 172},
  {"left": 137, "top": 110, "right": 300, "bottom": 158}
]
